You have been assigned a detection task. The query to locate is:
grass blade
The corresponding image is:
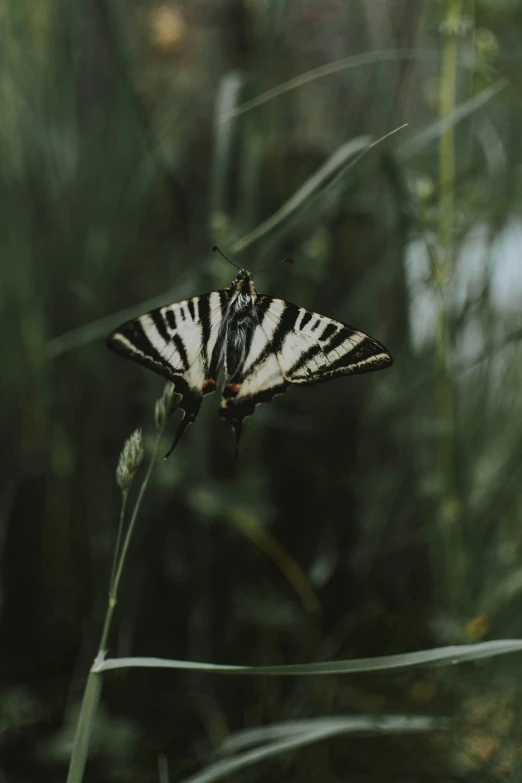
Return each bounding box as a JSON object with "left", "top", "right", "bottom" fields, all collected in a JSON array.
[
  {"left": 230, "top": 136, "right": 370, "bottom": 253},
  {"left": 217, "top": 715, "right": 447, "bottom": 755},
  {"left": 211, "top": 71, "right": 244, "bottom": 214},
  {"left": 176, "top": 716, "right": 443, "bottom": 783},
  {"left": 216, "top": 49, "right": 498, "bottom": 126},
  {"left": 45, "top": 273, "right": 196, "bottom": 358},
  {"left": 398, "top": 78, "right": 509, "bottom": 160},
  {"left": 94, "top": 638, "right": 522, "bottom": 675},
  {"left": 232, "top": 125, "right": 406, "bottom": 255}
]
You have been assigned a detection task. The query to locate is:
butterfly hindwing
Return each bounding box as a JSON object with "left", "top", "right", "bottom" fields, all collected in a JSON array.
[{"left": 108, "top": 291, "right": 228, "bottom": 450}]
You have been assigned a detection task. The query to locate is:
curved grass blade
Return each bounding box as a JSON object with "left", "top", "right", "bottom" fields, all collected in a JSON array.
[
  {"left": 230, "top": 136, "right": 370, "bottom": 253},
  {"left": 398, "top": 78, "right": 508, "bottom": 160},
  {"left": 211, "top": 71, "right": 244, "bottom": 213},
  {"left": 177, "top": 715, "right": 444, "bottom": 783},
  {"left": 94, "top": 638, "right": 522, "bottom": 675},
  {"left": 216, "top": 49, "right": 499, "bottom": 126},
  {"left": 217, "top": 715, "right": 447, "bottom": 756},
  {"left": 45, "top": 272, "right": 196, "bottom": 359},
  {"left": 232, "top": 125, "right": 406, "bottom": 254},
  {"left": 46, "top": 126, "right": 403, "bottom": 359}
]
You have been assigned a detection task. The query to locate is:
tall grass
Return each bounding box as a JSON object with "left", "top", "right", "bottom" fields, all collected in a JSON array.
[{"left": 3, "top": 1, "right": 522, "bottom": 781}]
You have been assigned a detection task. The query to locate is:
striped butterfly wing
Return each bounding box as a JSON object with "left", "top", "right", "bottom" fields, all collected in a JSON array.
[
  {"left": 108, "top": 291, "right": 229, "bottom": 452},
  {"left": 220, "top": 295, "right": 392, "bottom": 444}
]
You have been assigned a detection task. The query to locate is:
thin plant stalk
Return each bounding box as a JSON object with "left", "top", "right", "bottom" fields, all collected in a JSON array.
[
  {"left": 66, "top": 423, "right": 165, "bottom": 783},
  {"left": 100, "top": 426, "right": 164, "bottom": 653},
  {"left": 108, "top": 489, "right": 128, "bottom": 598},
  {"left": 434, "top": 0, "right": 466, "bottom": 608}
]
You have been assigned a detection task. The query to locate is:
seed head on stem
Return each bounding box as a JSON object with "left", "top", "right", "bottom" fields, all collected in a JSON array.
[
  {"left": 116, "top": 429, "right": 144, "bottom": 491},
  {"left": 155, "top": 383, "right": 182, "bottom": 429}
]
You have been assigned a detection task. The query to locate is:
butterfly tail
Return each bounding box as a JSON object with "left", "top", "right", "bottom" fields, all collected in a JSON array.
[{"left": 164, "top": 401, "right": 201, "bottom": 459}]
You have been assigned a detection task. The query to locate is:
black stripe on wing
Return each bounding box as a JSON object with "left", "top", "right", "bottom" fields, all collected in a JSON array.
[
  {"left": 198, "top": 292, "right": 211, "bottom": 374},
  {"left": 172, "top": 334, "right": 189, "bottom": 371},
  {"left": 288, "top": 331, "right": 392, "bottom": 383},
  {"left": 243, "top": 299, "right": 299, "bottom": 379},
  {"left": 286, "top": 343, "right": 323, "bottom": 378},
  {"left": 108, "top": 318, "right": 180, "bottom": 383},
  {"left": 319, "top": 334, "right": 392, "bottom": 377},
  {"left": 150, "top": 309, "right": 171, "bottom": 345}
]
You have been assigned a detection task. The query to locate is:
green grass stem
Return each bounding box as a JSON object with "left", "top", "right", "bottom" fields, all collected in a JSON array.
[
  {"left": 64, "top": 669, "right": 103, "bottom": 783},
  {"left": 66, "top": 422, "right": 165, "bottom": 782},
  {"left": 434, "top": 0, "right": 466, "bottom": 608}
]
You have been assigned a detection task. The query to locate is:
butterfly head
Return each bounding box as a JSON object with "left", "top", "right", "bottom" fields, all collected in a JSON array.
[{"left": 231, "top": 269, "right": 256, "bottom": 298}]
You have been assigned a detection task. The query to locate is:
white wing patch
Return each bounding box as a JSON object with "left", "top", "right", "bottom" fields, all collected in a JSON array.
[
  {"left": 242, "top": 299, "right": 285, "bottom": 375},
  {"left": 239, "top": 353, "right": 285, "bottom": 398},
  {"left": 206, "top": 291, "right": 224, "bottom": 363}
]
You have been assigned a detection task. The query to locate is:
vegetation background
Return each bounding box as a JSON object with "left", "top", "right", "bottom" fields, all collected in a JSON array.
[{"left": 2, "top": 0, "right": 522, "bottom": 780}]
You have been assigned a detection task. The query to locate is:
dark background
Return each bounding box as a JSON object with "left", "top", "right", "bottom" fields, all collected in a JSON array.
[{"left": 2, "top": 0, "right": 522, "bottom": 780}]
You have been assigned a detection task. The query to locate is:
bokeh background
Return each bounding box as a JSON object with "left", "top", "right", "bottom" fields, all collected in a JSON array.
[{"left": 3, "top": 0, "right": 522, "bottom": 780}]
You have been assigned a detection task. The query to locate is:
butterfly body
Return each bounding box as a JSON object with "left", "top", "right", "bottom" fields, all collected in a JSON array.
[
  {"left": 214, "top": 271, "right": 257, "bottom": 384},
  {"left": 108, "top": 269, "right": 392, "bottom": 453}
]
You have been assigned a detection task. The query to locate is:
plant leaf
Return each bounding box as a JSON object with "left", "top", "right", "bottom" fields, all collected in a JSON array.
[
  {"left": 94, "top": 638, "right": 522, "bottom": 675},
  {"left": 176, "top": 715, "right": 444, "bottom": 783}
]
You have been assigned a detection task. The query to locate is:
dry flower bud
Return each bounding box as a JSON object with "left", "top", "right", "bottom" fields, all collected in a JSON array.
[
  {"left": 116, "top": 429, "right": 144, "bottom": 491},
  {"left": 155, "top": 383, "right": 182, "bottom": 429}
]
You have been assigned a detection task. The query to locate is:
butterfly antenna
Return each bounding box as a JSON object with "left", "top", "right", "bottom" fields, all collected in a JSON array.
[
  {"left": 253, "top": 257, "right": 294, "bottom": 274},
  {"left": 212, "top": 245, "right": 242, "bottom": 272}
]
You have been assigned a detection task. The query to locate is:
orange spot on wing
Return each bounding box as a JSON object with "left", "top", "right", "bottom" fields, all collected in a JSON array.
[
  {"left": 225, "top": 383, "right": 241, "bottom": 395},
  {"left": 202, "top": 378, "right": 216, "bottom": 393}
]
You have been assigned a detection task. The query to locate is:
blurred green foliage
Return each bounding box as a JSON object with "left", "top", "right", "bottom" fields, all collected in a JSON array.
[{"left": 2, "top": 0, "right": 522, "bottom": 780}]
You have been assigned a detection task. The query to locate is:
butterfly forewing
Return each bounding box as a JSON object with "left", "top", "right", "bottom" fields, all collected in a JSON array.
[
  {"left": 265, "top": 298, "right": 392, "bottom": 382},
  {"left": 108, "top": 291, "right": 228, "bottom": 450}
]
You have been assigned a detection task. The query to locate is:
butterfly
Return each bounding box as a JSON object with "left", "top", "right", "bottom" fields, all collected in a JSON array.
[{"left": 107, "top": 266, "right": 392, "bottom": 456}]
